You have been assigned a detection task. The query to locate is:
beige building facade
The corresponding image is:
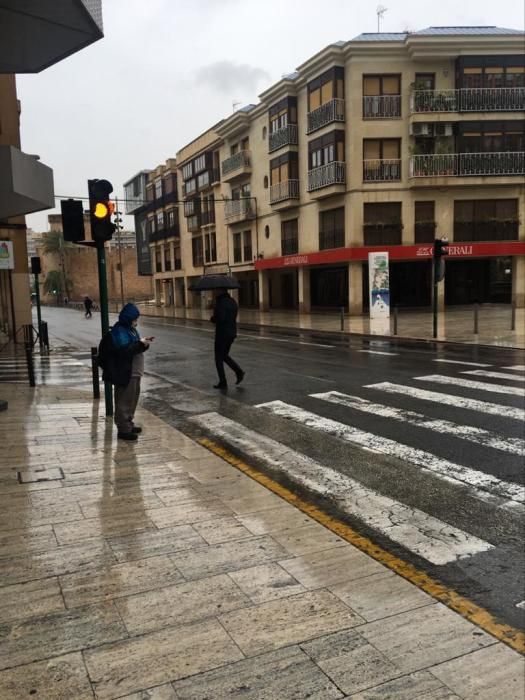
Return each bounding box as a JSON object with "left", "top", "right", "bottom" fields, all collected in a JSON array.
[{"left": 129, "top": 26, "right": 525, "bottom": 313}]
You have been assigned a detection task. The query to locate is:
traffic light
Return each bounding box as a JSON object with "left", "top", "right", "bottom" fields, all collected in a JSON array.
[
  {"left": 61, "top": 198, "right": 85, "bottom": 242},
  {"left": 88, "top": 179, "right": 116, "bottom": 242},
  {"left": 433, "top": 238, "right": 449, "bottom": 259}
]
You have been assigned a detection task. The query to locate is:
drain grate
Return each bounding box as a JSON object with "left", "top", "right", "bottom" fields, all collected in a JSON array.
[{"left": 17, "top": 467, "right": 65, "bottom": 483}]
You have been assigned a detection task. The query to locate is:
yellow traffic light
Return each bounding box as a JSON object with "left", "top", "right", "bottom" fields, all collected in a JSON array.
[{"left": 94, "top": 202, "right": 108, "bottom": 218}]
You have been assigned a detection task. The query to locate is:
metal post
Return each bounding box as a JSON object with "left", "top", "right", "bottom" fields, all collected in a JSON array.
[
  {"left": 473, "top": 303, "right": 479, "bottom": 334},
  {"left": 34, "top": 273, "right": 43, "bottom": 350},
  {"left": 115, "top": 198, "right": 125, "bottom": 308},
  {"left": 432, "top": 261, "right": 438, "bottom": 339},
  {"left": 25, "top": 342, "right": 35, "bottom": 387},
  {"left": 8, "top": 269, "right": 17, "bottom": 342},
  {"left": 340, "top": 306, "right": 344, "bottom": 331},
  {"left": 96, "top": 241, "right": 113, "bottom": 416},
  {"left": 91, "top": 346, "right": 100, "bottom": 399},
  {"left": 393, "top": 306, "right": 398, "bottom": 336},
  {"left": 511, "top": 301, "right": 516, "bottom": 331}
]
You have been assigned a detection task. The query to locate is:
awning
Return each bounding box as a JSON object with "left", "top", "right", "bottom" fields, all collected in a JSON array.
[{"left": 0, "top": 145, "right": 54, "bottom": 219}]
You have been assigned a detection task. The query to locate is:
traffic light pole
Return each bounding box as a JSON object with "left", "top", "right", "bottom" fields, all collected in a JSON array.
[
  {"left": 432, "top": 259, "right": 438, "bottom": 339},
  {"left": 33, "top": 273, "right": 43, "bottom": 351},
  {"left": 96, "top": 241, "right": 113, "bottom": 416}
]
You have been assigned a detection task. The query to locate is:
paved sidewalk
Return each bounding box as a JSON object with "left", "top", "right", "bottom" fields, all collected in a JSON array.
[
  {"left": 137, "top": 303, "right": 525, "bottom": 350},
  {"left": 0, "top": 383, "right": 523, "bottom": 699}
]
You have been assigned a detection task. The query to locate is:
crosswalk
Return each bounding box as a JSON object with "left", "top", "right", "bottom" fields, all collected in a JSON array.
[
  {"left": 190, "top": 362, "right": 525, "bottom": 569},
  {"left": 0, "top": 352, "right": 92, "bottom": 386}
]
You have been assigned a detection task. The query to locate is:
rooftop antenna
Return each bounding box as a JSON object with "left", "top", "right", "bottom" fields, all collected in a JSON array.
[
  {"left": 232, "top": 101, "right": 241, "bottom": 112},
  {"left": 376, "top": 5, "right": 387, "bottom": 32}
]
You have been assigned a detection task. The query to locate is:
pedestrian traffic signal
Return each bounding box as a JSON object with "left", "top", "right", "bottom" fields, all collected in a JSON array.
[
  {"left": 88, "top": 179, "right": 116, "bottom": 242},
  {"left": 433, "top": 238, "right": 449, "bottom": 259}
]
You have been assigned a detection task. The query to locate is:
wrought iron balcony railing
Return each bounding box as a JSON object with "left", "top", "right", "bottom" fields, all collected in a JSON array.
[
  {"left": 268, "top": 124, "right": 299, "bottom": 152},
  {"left": 363, "top": 159, "right": 401, "bottom": 181},
  {"left": 411, "top": 87, "right": 525, "bottom": 113},
  {"left": 307, "top": 99, "right": 345, "bottom": 134},
  {"left": 363, "top": 95, "right": 401, "bottom": 118},
  {"left": 307, "top": 161, "right": 346, "bottom": 192},
  {"left": 270, "top": 179, "right": 300, "bottom": 204},
  {"left": 410, "top": 151, "right": 525, "bottom": 177},
  {"left": 281, "top": 238, "right": 299, "bottom": 256},
  {"left": 221, "top": 150, "right": 251, "bottom": 176},
  {"left": 224, "top": 198, "right": 254, "bottom": 222},
  {"left": 319, "top": 230, "right": 345, "bottom": 250}
]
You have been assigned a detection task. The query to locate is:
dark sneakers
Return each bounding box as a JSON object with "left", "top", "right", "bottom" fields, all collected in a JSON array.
[
  {"left": 132, "top": 425, "right": 142, "bottom": 434},
  {"left": 213, "top": 382, "right": 227, "bottom": 389},
  {"left": 236, "top": 370, "right": 245, "bottom": 385},
  {"left": 117, "top": 431, "right": 138, "bottom": 441}
]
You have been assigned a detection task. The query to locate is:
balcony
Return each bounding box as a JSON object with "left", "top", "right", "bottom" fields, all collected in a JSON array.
[
  {"left": 411, "top": 87, "right": 525, "bottom": 113},
  {"left": 307, "top": 99, "right": 345, "bottom": 134},
  {"left": 281, "top": 238, "right": 299, "bottom": 256},
  {"left": 270, "top": 180, "right": 300, "bottom": 207},
  {"left": 410, "top": 152, "right": 525, "bottom": 178},
  {"left": 307, "top": 162, "right": 346, "bottom": 193},
  {"left": 224, "top": 198, "right": 255, "bottom": 224},
  {"left": 319, "top": 230, "right": 345, "bottom": 250},
  {"left": 149, "top": 224, "right": 179, "bottom": 242},
  {"left": 269, "top": 124, "right": 299, "bottom": 153},
  {"left": 363, "top": 95, "right": 401, "bottom": 119},
  {"left": 221, "top": 150, "right": 251, "bottom": 182},
  {"left": 201, "top": 209, "right": 216, "bottom": 227},
  {"left": 363, "top": 159, "right": 401, "bottom": 182}
]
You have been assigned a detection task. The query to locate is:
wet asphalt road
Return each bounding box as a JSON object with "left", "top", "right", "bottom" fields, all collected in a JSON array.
[{"left": 39, "top": 306, "right": 525, "bottom": 631}]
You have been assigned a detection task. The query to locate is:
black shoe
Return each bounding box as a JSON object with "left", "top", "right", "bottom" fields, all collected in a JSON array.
[
  {"left": 117, "top": 431, "right": 138, "bottom": 441},
  {"left": 213, "top": 382, "right": 227, "bottom": 389},
  {"left": 235, "top": 370, "right": 245, "bottom": 385},
  {"left": 132, "top": 425, "right": 142, "bottom": 434}
]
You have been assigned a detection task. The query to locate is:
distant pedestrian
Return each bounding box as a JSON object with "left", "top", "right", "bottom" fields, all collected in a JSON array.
[
  {"left": 98, "top": 303, "right": 154, "bottom": 441},
  {"left": 210, "top": 288, "right": 244, "bottom": 389},
  {"left": 84, "top": 296, "right": 93, "bottom": 318}
]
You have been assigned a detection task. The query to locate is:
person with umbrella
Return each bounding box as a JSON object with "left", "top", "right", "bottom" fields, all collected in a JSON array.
[{"left": 190, "top": 275, "right": 245, "bottom": 389}]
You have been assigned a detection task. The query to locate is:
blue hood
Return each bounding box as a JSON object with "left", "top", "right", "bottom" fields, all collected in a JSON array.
[{"left": 118, "top": 303, "right": 140, "bottom": 327}]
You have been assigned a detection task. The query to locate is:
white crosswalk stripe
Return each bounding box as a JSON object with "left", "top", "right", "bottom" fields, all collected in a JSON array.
[
  {"left": 463, "top": 370, "right": 525, "bottom": 383},
  {"left": 190, "top": 411, "right": 494, "bottom": 565},
  {"left": 415, "top": 374, "right": 525, "bottom": 397},
  {"left": 255, "top": 400, "right": 524, "bottom": 511},
  {"left": 365, "top": 382, "right": 524, "bottom": 421},
  {"left": 433, "top": 359, "right": 491, "bottom": 367},
  {"left": 504, "top": 365, "right": 525, "bottom": 371},
  {"left": 359, "top": 350, "right": 398, "bottom": 356},
  {"left": 311, "top": 390, "right": 525, "bottom": 456}
]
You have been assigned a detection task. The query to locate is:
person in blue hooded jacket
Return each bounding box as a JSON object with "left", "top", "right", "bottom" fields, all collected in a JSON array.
[{"left": 102, "top": 303, "right": 153, "bottom": 441}]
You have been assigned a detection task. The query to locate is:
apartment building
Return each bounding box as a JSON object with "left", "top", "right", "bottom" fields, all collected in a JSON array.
[{"left": 127, "top": 25, "right": 525, "bottom": 313}]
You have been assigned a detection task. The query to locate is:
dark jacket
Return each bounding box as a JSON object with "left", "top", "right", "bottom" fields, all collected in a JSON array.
[
  {"left": 211, "top": 292, "right": 238, "bottom": 340},
  {"left": 101, "top": 303, "right": 148, "bottom": 387}
]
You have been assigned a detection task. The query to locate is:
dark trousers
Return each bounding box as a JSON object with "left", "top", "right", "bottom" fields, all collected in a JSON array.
[
  {"left": 215, "top": 336, "right": 242, "bottom": 384},
  {"left": 114, "top": 377, "right": 141, "bottom": 433}
]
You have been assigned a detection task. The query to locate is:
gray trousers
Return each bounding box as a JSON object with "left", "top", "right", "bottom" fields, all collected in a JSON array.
[{"left": 114, "top": 377, "right": 141, "bottom": 433}]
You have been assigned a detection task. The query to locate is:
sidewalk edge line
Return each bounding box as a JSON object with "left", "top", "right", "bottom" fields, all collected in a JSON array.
[{"left": 198, "top": 436, "right": 525, "bottom": 656}]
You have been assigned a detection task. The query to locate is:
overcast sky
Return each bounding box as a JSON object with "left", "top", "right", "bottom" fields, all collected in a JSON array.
[{"left": 17, "top": 0, "right": 524, "bottom": 232}]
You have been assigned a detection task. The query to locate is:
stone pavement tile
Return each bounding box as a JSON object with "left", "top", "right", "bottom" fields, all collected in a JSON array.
[
  {"left": 431, "top": 642, "right": 525, "bottom": 700},
  {"left": 0, "top": 652, "right": 95, "bottom": 700},
  {"left": 60, "top": 555, "right": 184, "bottom": 608},
  {"left": 236, "top": 504, "right": 313, "bottom": 535},
  {"left": 221, "top": 491, "right": 285, "bottom": 515},
  {"left": 118, "top": 684, "right": 177, "bottom": 700},
  {"left": 115, "top": 573, "right": 251, "bottom": 635},
  {"left": 108, "top": 524, "right": 206, "bottom": 562},
  {"left": 53, "top": 514, "right": 155, "bottom": 545},
  {"left": 219, "top": 589, "right": 364, "bottom": 656},
  {"left": 191, "top": 516, "right": 254, "bottom": 545},
  {"left": 79, "top": 493, "right": 165, "bottom": 519},
  {"left": 84, "top": 618, "right": 244, "bottom": 699},
  {"left": 0, "top": 540, "right": 117, "bottom": 586},
  {"left": 271, "top": 521, "right": 347, "bottom": 556},
  {"left": 169, "top": 535, "right": 289, "bottom": 580},
  {"left": 172, "top": 645, "right": 343, "bottom": 699},
  {"left": 0, "top": 478, "right": 64, "bottom": 494},
  {"left": 0, "top": 524, "right": 58, "bottom": 558},
  {"left": 280, "top": 545, "right": 386, "bottom": 590},
  {"left": 329, "top": 570, "right": 434, "bottom": 622},
  {"left": 0, "top": 578, "right": 65, "bottom": 624},
  {"left": 0, "top": 501, "right": 83, "bottom": 530},
  {"left": 152, "top": 486, "right": 212, "bottom": 507},
  {"left": 301, "top": 629, "right": 403, "bottom": 696},
  {"left": 343, "top": 670, "right": 446, "bottom": 700},
  {"left": 359, "top": 603, "right": 496, "bottom": 674},
  {"left": 412, "top": 689, "right": 461, "bottom": 700},
  {"left": 0, "top": 601, "right": 127, "bottom": 670},
  {"left": 147, "top": 500, "right": 234, "bottom": 528},
  {"left": 228, "top": 563, "right": 306, "bottom": 603}
]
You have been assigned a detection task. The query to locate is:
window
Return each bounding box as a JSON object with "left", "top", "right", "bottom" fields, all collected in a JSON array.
[
  {"left": 182, "top": 163, "right": 193, "bottom": 180},
  {"left": 363, "top": 203, "right": 402, "bottom": 245},
  {"left": 194, "top": 154, "right": 206, "bottom": 173},
  {"left": 157, "top": 211, "right": 165, "bottom": 230},
  {"left": 458, "top": 120, "right": 525, "bottom": 153},
  {"left": 155, "top": 250, "right": 162, "bottom": 273},
  {"left": 319, "top": 208, "right": 344, "bottom": 250},
  {"left": 454, "top": 199, "right": 518, "bottom": 241},
  {"left": 281, "top": 219, "right": 298, "bottom": 255},
  {"left": 458, "top": 57, "right": 525, "bottom": 89},
  {"left": 241, "top": 137, "right": 249, "bottom": 151},
  {"left": 184, "top": 199, "right": 198, "bottom": 217},
  {"left": 269, "top": 96, "right": 298, "bottom": 132},
  {"left": 264, "top": 176, "right": 269, "bottom": 188},
  {"left": 149, "top": 217, "right": 157, "bottom": 233},
  {"left": 270, "top": 152, "right": 298, "bottom": 184},
  {"left": 204, "top": 232, "right": 217, "bottom": 263},
  {"left": 363, "top": 139, "right": 401, "bottom": 181},
  {"left": 197, "top": 171, "right": 210, "bottom": 189},
  {"left": 243, "top": 231, "right": 252, "bottom": 261},
  {"left": 155, "top": 179, "right": 163, "bottom": 198},
  {"left": 262, "top": 126, "right": 267, "bottom": 139},
  {"left": 230, "top": 143, "right": 239, "bottom": 156},
  {"left": 265, "top": 225, "right": 270, "bottom": 239},
  {"left": 233, "top": 232, "right": 242, "bottom": 263},
  {"left": 414, "top": 73, "right": 435, "bottom": 90},
  {"left": 164, "top": 245, "right": 171, "bottom": 271},
  {"left": 175, "top": 247, "right": 181, "bottom": 269},
  {"left": 308, "top": 67, "right": 344, "bottom": 111},
  {"left": 167, "top": 210, "right": 176, "bottom": 229},
  {"left": 185, "top": 178, "right": 197, "bottom": 195},
  {"left": 363, "top": 75, "right": 401, "bottom": 118},
  {"left": 133, "top": 178, "right": 140, "bottom": 197},
  {"left": 308, "top": 131, "right": 345, "bottom": 169},
  {"left": 363, "top": 74, "right": 401, "bottom": 96},
  {"left": 415, "top": 201, "right": 436, "bottom": 243},
  {"left": 192, "top": 236, "right": 203, "bottom": 267}
]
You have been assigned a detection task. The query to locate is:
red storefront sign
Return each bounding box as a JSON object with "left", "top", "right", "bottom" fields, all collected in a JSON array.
[{"left": 254, "top": 241, "right": 525, "bottom": 270}]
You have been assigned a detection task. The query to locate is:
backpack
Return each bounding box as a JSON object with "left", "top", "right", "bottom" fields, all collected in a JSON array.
[{"left": 97, "top": 330, "right": 114, "bottom": 371}]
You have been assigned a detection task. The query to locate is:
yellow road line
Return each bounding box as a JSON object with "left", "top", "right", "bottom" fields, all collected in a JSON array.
[{"left": 199, "top": 436, "right": 525, "bottom": 655}]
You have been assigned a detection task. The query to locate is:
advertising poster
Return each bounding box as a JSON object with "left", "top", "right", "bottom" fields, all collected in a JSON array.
[
  {"left": 0, "top": 241, "right": 14, "bottom": 270},
  {"left": 368, "top": 251, "right": 390, "bottom": 319}
]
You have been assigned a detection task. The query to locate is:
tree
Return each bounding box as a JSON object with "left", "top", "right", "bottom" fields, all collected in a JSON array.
[
  {"left": 43, "top": 270, "right": 66, "bottom": 302},
  {"left": 41, "top": 231, "right": 72, "bottom": 299}
]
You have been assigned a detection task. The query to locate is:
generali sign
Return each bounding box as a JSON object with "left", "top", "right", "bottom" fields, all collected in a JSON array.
[{"left": 255, "top": 241, "right": 525, "bottom": 270}]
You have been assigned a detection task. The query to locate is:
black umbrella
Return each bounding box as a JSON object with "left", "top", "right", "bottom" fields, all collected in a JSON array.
[{"left": 188, "top": 274, "right": 241, "bottom": 291}]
